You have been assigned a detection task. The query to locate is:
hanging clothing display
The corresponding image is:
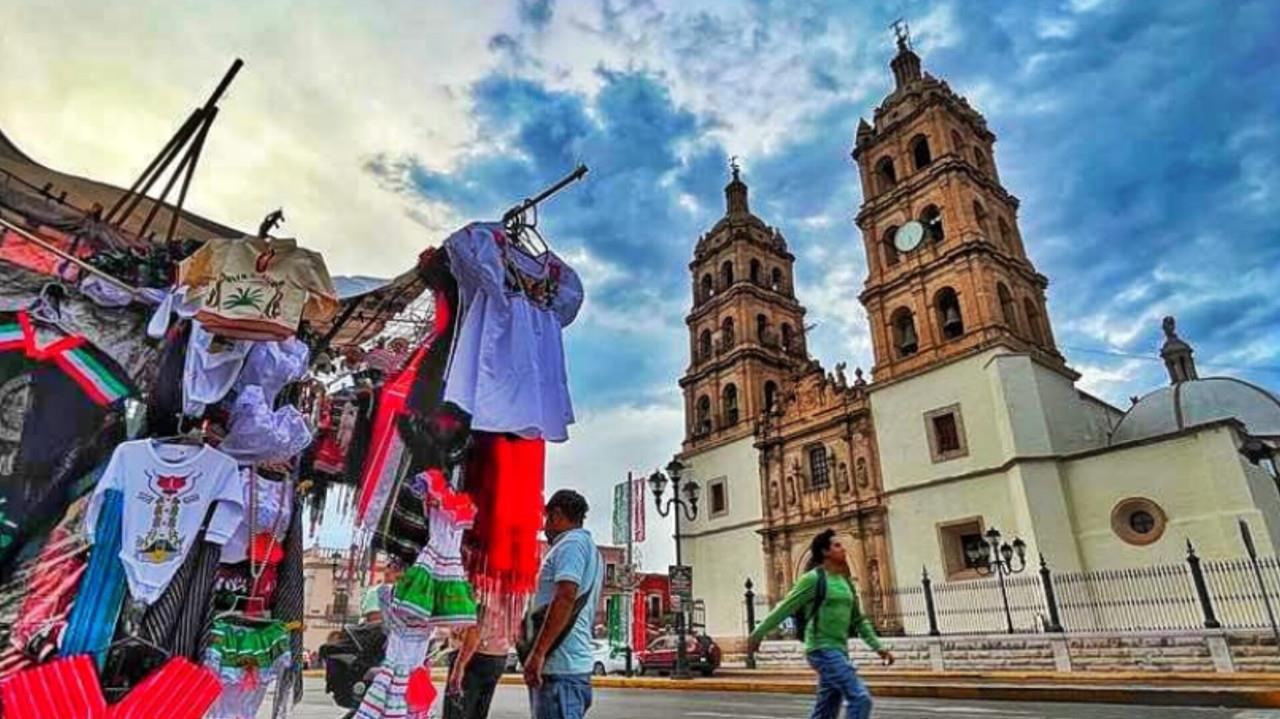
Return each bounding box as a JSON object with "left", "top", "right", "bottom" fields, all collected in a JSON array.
[
  {"left": 0, "top": 654, "right": 107, "bottom": 719},
  {"left": 0, "top": 311, "right": 134, "bottom": 574},
  {"left": 355, "top": 343, "right": 430, "bottom": 529},
  {"left": 218, "top": 385, "right": 313, "bottom": 464},
  {"left": 221, "top": 471, "right": 292, "bottom": 566},
  {"left": 181, "top": 322, "right": 252, "bottom": 417},
  {"left": 202, "top": 618, "right": 293, "bottom": 719},
  {"left": 442, "top": 222, "right": 583, "bottom": 442},
  {"left": 353, "top": 585, "right": 442, "bottom": 719},
  {"left": 392, "top": 470, "right": 477, "bottom": 626},
  {"left": 107, "top": 656, "right": 222, "bottom": 719},
  {"left": 465, "top": 433, "right": 545, "bottom": 628},
  {"left": 61, "top": 490, "right": 128, "bottom": 666},
  {"left": 177, "top": 236, "right": 339, "bottom": 341},
  {"left": 85, "top": 440, "right": 244, "bottom": 604}
]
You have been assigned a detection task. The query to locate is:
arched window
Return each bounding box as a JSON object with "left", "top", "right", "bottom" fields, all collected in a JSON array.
[
  {"left": 855, "top": 457, "right": 869, "bottom": 488},
  {"left": 720, "top": 260, "right": 734, "bottom": 289},
  {"left": 696, "top": 395, "right": 712, "bottom": 435},
  {"left": 721, "top": 316, "right": 735, "bottom": 349},
  {"left": 750, "top": 259, "right": 761, "bottom": 284},
  {"left": 700, "top": 273, "right": 713, "bottom": 302},
  {"left": 1024, "top": 299, "right": 1045, "bottom": 344},
  {"left": 951, "top": 129, "right": 965, "bottom": 156},
  {"left": 781, "top": 323, "right": 794, "bottom": 352},
  {"left": 756, "top": 314, "right": 769, "bottom": 344},
  {"left": 891, "top": 307, "right": 918, "bottom": 357},
  {"left": 764, "top": 381, "right": 778, "bottom": 412},
  {"left": 699, "top": 329, "right": 712, "bottom": 361},
  {"left": 771, "top": 267, "right": 784, "bottom": 292},
  {"left": 935, "top": 287, "right": 964, "bottom": 340},
  {"left": 882, "top": 226, "right": 900, "bottom": 267},
  {"left": 972, "top": 201, "right": 990, "bottom": 239},
  {"left": 973, "top": 147, "right": 988, "bottom": 173},
  {"left": 998, "top": 217, "right": 1014, "bottom": 251},
  {"left": 910, "top": 134, "right": 932, "bottom": 170},
  {"left": 722, "top": 384, "right": 739, "bottom": 425},
  {"left": 875, "top": 156, "right": 897, "bottom": 193},
  {"left": 920, "top": 204, "right": 944, "bottom": 243},
  {"left": 997, "top": 283, "right": 1018, "bottom": 331}
]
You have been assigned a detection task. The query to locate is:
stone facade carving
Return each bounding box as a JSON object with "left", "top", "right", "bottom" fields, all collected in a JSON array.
[{"left": 755, "top": 360, "right": 898, "bottom": 632}]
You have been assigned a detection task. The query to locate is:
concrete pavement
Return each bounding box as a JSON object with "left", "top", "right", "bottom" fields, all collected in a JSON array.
[{"left": 264, "top": 682, "right": 1280, "bottom": 718}]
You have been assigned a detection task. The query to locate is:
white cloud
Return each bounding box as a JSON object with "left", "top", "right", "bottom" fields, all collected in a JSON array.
[{"left": 546, "top": 400, "right": 685, "bottom": 571}]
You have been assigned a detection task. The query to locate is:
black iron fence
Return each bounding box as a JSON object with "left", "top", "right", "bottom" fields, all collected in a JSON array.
[{"left": 875, "top": 539, "right": 1280, "bottom": 637}]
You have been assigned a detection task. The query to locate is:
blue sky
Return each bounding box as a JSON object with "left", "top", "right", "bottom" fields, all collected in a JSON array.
[{"left": 3, "top": 0, "right": 1278, "bottom": 566}]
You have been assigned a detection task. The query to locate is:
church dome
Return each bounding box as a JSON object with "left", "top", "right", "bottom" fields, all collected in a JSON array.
[
  {"left": 1111, "top": 377, "right": 1280, "bottom": 444},
  {"left": 1110, "top": 316, "right": 1280, "bottom": 444}
]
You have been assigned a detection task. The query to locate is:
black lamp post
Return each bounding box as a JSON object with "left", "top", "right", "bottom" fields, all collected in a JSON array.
[
  {"left": 329, "top": 550, "right": 348, "bottom": 629},
  {"left": 649, "top": 457, "right": 699, "bottom": 680},
  {"left": 968, "top": 526, "right": 1027, "bottom": 634}
]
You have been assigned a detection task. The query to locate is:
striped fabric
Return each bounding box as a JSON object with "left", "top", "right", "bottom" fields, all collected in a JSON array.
[
  {"left": 1, "top": 311, "right": 134, "bottom": 407},
  {"left": 268, "top": 494, "right": 305, "bottom": 717},
  {"left": 106, "top": 657, "right": 221, "bottom": 719},
  {"left": 62, "top": 490, "right": 128, "bottom": 665},
  {"left": 0, "top": 654, "right": 107, "bottom": 719},
  {"left": 138, "top": 537, "right": 223, "bottom": 661}
]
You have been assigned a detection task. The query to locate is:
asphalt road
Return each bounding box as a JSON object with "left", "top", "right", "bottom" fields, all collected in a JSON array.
[{"left": 263, "top": 683, "right": 1280, "bottom": 718}]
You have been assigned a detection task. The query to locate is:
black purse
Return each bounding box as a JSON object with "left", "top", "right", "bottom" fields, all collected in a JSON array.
[{"left": 515, "top": 549, "right": 601, "bottom": 664}]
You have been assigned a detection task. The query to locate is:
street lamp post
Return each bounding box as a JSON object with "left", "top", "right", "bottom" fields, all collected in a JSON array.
[
  {"left": 329, "top": 550, "right": 348, "bottom": 629},
  {"left": 968, "top": 527, "right": 1027, "bottom": 634},
  {"left": 649, "top": 458, "right": 699, "bottom": 680}
]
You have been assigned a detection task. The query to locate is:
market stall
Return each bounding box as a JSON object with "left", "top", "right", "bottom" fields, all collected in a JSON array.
[{"left": 0, "top": 59, "right": 589, "bottom": 719}]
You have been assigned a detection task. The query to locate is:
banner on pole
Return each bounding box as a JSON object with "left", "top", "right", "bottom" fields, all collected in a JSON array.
[
  {"left": 612, "top": 481, "right": 628, "bottom": 545},
  {"left": 631, "top": 476, "right": 646, "bottom": 543}
]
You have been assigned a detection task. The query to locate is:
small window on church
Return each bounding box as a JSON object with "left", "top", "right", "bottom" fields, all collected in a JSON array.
[
  {"left": 925, "top": 404, "right": 968, "bottom": 463},
  {"left": 781, "top": 323, "right": 794, "bottom": 352},
  {"left": 696, "top": 395, "right": 712, "bottom": 435},
  {"left": 721, "top": 316, "right": 735, "bottom": 349},
  {"left": 883, "top": 226, "right": 900, "bottom": 268},
  {"left": 700, "top": 274, "right": 713, "bottom": 302},
  {"left": 722, "top": 383, "right": 739, "bottom": 426},
  {"left": 699, "top": 329, "right": 712, "bottom": 361},
  {"left": 1024, "top": 299, "right": 1045, "bottom": 344},
  {"left": 756, "top": 314, "right": 770, "bottom": 346},
  {"left": 973, "top": 147, "right": 989, "bottom": 173},
  {"left": 998, "top": 283, "right": 1018, "bottom": 331},
  {"left": 972, "top": 201, "right": 990, "bottom": 239},
  {"left": 938, "top": 517, "right": 986, "bottom": 580},
  {"left": 764, "top": 380, "right": 778, "bottom": 413},
  {"left": 875, "top": 156, "right": 897, "bottom": 193},
  {"left": 750, "top": 259, "right": 762, "bottom": 284},
  {"left": 709, "top": 478, "right": 728, "bottom": 517},
  {"left": 911, "top": 134, "right": 932, "bottom": 170},
  {"left": 935, "top": 287, "right": 964, "bottom": 340},
  {"left": 951, "top": 129, "right": 965, "bottom": 156},
  {"left": 720, "top": 260, "right": 734, "bottom": 289},
  {"left": 891, "top": 307, "right": 918, "bottom": 357},
  {"left": 921, "top": 205, "right": 944, "bottom": 243},
  {"left": 1111, "top": 498, "right": 1167, "bottom": 546},
  {"left": 771, "top": 267, "right": 784, "bottom": 292},
  {"left": 998, "top": 217, "right": 1014, "bottom": 251},
  {"left": 807, "top": 445, "right": 830, "bottom": 489}
]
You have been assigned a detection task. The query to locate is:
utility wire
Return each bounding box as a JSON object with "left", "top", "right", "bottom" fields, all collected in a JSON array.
[{"left": 1061, "top": 344, "right": 1280, "bottom": 376}]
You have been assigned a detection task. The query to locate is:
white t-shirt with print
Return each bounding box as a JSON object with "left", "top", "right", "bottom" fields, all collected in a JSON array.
[{"left": 86, "top": 440, "right": 245, "bottom": 604}]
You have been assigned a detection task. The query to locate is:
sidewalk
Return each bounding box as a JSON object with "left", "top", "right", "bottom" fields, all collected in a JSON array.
[{"left": 303, "top": 668, "right": 1280, "bottom": 708}]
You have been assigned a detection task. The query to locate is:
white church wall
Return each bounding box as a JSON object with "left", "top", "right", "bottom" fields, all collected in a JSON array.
[
  {"left": 1241, "top": 454, "right": 1280, "bottom": 555},
  {"left": 679, "top": 436, "right": 766, "bottom": 639},
  {"left": 871, "top": 349, "right": 1008, "bottom": 492},
  {"left": 884, "top": 470, "right": 1019, "bottom": 585},
  {"left": 1062, "top": 425, "right": 1276, "bottom": 569}
]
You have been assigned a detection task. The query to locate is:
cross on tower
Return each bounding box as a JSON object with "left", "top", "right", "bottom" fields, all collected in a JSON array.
[{"left": 891, "top": 18, "right": 911, "bottom": 51}]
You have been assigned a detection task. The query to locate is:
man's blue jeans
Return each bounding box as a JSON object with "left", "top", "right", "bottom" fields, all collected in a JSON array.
[
  {"left": 806, "top": 649, "right": 873, "bottom": 719},
  {"left": 529, "top": 673, "right": 593, "bottom": 719}
]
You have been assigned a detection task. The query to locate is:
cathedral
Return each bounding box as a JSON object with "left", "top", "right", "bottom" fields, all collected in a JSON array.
[{"left": 677, "top": 33, "right": 1280, "bottom": 641}]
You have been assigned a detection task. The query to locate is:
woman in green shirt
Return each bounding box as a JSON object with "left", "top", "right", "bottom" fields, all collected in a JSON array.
[{"left": 747, "top": 530, "right": 893, "bottom": 719}]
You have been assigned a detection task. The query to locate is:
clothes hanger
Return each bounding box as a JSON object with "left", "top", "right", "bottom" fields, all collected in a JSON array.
[{"left": 148, "top": 414, "right": 206, "bottom": 447}]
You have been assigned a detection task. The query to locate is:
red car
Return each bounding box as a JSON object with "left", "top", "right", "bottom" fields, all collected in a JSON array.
[{"left": 636, "top": 634, "right": 721, "bottom": 677}]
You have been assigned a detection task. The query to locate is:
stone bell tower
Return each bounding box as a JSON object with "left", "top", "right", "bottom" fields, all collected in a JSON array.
[
  {"left": 853, "top": 26, "right": 1066, "bottom": 383},
  {"left": 680, "top": 163, "right": 808, "bottom": 450}
]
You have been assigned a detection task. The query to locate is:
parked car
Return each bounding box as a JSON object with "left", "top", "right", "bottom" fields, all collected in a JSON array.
[
  {"left": 635, "top": 634, "right": 721, "bottom": 677},
  {"left": 590, "top": 640, "right": 628, "bottom": 676}
]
